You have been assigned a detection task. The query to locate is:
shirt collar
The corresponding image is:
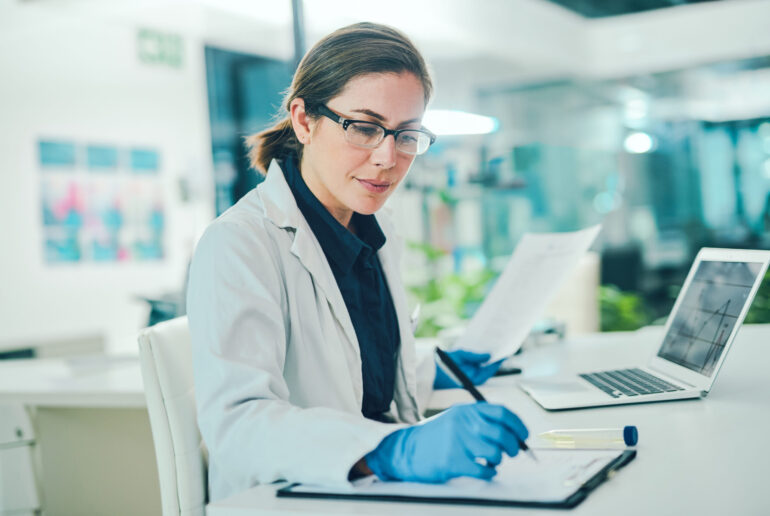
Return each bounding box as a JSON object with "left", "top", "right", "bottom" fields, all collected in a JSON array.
[{"left": 281, "top": 152, "right": 386, "bottom": 273}]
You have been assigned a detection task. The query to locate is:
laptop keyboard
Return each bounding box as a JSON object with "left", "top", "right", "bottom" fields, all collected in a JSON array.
[{"left": 579, "top": 368, "right": 685, "bottom": 398}]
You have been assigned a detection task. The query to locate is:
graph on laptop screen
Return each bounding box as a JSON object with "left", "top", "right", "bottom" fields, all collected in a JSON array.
[{"left": 657, "top": 260, "right": 763, "bottom": 376}]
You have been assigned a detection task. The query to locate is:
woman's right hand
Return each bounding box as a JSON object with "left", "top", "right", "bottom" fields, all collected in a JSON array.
[{"left": 364, "top": 403, "right": 529, "bottom": 483}]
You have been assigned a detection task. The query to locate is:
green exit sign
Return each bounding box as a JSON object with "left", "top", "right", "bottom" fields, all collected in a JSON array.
[{"left": 137, "top": 29, "right": 183, "bottom": 69}]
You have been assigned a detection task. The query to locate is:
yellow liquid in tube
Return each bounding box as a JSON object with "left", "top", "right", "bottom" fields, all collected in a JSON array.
[{"left": 536, "top": 426, "right": 638, "bottom": 449}]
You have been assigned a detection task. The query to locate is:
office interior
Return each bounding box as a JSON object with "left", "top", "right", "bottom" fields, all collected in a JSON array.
[{"left": 1, "top": 0, "right": 770, "bottom": 514}]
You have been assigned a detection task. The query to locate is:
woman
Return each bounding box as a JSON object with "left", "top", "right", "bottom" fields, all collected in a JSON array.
[{"left": 188, "top": 22, "right": 529, "bottom": 502}]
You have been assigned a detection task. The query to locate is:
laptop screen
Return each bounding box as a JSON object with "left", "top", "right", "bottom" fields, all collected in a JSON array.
[{"left": 657, "top": 260, "right": 764, "bottom": 376}]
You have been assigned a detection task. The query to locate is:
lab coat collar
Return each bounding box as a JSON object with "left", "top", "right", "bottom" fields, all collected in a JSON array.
[
  {"left": 280, "top": 153, "right": 384, "bottom": 274},
  {"left": 258, "top": 160, "right": 300, "bottom": 230},
  {"left": 258, "top": 160, "right": 361, "bottom": 365},
  {"left": 258, "top": 159, "right": 420, "bottom": 421}
]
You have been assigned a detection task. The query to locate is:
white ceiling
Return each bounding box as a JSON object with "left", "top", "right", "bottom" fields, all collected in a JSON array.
[
  {"left": 4, "top": 0, "right": 770, "bottom": 115},
  {"left": 12, "top": 0, "right": 770, "bottom": 75}
]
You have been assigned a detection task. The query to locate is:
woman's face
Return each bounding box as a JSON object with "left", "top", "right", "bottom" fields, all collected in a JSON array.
[{"left": 296, "top": 72, "right": 426, "bottom": 228}]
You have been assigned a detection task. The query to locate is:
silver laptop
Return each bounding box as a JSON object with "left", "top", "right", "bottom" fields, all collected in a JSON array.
[{"left": 520, "top": 248, "right": 770, "bottom": 411}]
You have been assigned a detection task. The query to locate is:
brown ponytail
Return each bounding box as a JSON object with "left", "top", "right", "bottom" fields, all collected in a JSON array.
[
  {"left": 246, "top": 22, "right": 433, "bottom": 175},
  {"left": 245, "top": 118, "right": 298, "bottom": 175}
]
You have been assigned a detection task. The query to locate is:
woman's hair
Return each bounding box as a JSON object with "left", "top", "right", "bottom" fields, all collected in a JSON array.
[{"left": 245, "top": 22, "right": 433, "bottom": 174}]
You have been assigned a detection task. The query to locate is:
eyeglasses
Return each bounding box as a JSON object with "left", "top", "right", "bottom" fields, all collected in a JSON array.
[{"left": 311, "top": 104, "right": 436, "bottom": 156}]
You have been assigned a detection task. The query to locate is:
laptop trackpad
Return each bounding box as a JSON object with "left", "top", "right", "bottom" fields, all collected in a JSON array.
[{"left": 525, "top": 378, "right": 592, "bottom": 394}]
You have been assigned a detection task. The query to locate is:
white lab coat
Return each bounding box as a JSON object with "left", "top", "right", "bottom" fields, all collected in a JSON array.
[{"left": 188, "top": 159, "right": 436, "bottom": 502}]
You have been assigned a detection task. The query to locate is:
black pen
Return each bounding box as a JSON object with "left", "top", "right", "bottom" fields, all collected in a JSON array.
[{"left": 435, "top": 347, "right": 538, "bottom": 462}]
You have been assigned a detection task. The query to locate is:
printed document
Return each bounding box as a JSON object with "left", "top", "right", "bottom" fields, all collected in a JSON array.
[
  {"left": 286, "top": 448, "right": 623, "bottom": 504},
  {"left": 455, "top": 225, "right": 601, "bottom": 362}
]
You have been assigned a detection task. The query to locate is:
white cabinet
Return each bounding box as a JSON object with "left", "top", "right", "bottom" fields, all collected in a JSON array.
[
  {"left": 0, "top": 405, "right": 39, "bottom": 514},
  {"left": 0, "top": 445, "right": 40, "bottom": 513},
  {"left": 0, "top": 405, "right": 34, "bottom": 444}
]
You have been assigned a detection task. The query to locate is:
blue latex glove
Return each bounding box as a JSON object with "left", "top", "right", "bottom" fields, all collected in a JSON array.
[
  {"left": 433, "top": 349, "right": 504, "bottom": 389},
  {"left": 365, "top": 402, "right": 529, "bottom": 483}
]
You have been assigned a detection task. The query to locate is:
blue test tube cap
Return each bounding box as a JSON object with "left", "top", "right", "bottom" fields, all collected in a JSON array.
[{"left": 623, "top": 425, "right": 638, "bottom": 446}]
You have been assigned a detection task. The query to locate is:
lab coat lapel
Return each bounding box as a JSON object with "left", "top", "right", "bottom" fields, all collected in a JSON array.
[
  {"left": 376, "top": 219, "right": 420, "bottom": 420},
  {"left": 289, "top": 225, "right": 360, "bottom": 355},
  {"left": 258, "top": 161, "right": 362, "bottom": 372}
]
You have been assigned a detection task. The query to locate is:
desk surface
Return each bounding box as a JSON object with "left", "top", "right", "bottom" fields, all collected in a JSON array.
[
  {"left": 0, "top": 354, "right": 145, "bottom": 408},
  {"left": 207, "top": 324, "right": 770, "bottom": 516}
]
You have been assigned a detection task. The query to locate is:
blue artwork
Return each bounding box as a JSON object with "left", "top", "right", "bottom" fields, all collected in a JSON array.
[
  {"left": 86, "top": 145, "right": 119, "bottom": 171},
  {"left": 39, "top": 139, "right": 165, "bottom": 263},
  {"left": 130, "top": 148, "right": 160, "bottom": 173},
  {"left": 39, "top": 140, "right": 77, "bottom": 168}
]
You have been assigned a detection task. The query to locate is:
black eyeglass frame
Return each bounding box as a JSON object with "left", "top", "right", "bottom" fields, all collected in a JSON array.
[{"left": 310, "top": 104, "right": 437, "bottom": 154}]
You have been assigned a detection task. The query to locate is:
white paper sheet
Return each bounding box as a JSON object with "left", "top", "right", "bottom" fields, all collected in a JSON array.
[
  {"left": 455, "top": 225, "right": 601, "bottom": 362},
  {"left": 287, "top": 449, "right": 623, "bottom": 504}
]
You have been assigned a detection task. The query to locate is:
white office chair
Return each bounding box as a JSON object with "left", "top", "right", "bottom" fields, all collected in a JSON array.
[{"left": 138, "top": 316, "right": 208, "bottom": 516}]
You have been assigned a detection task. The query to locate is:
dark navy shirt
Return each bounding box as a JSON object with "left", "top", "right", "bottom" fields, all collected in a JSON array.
[{"left": 281, "top": 153, "right": 400, "bottom": 422}]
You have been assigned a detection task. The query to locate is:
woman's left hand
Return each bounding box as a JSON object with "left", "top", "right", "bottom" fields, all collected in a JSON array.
[{"left": 433, "top": 349, "right": 504, "bottom": 389}]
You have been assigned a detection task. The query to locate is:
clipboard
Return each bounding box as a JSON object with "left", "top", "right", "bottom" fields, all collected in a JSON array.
[{"left": 277, "top": 449, "right": 636, "bottom": 509}]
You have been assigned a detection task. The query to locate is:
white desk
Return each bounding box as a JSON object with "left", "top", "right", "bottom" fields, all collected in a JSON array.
[
  {"left": 0, "top": 331, "right": 104, "bottom": 357},
  {"left": 0, "top": 354, "right": 160, "bottom": 516},
  {"left": 207, "top": 325, "right": 770, "bottom": 516},
  {"left": 0, "top": 354, "right": 145, "bottom": 408}
]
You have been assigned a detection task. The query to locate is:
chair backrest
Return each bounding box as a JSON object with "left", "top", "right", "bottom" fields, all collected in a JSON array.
[{"left": 138, "top": 316, "right": 207, "bottom": 516}]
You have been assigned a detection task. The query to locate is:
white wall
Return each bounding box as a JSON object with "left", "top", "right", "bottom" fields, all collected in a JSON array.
[
  {"left": 0, "top": 1, "right": 214, "bottom": 353},
  {"left": 586, "top": 0, "right": 770, "bottom": 79},
  {"left": 2, "top": 0, "right": 770, "bottom": 353},
  {"left": 428, "top": 0, "right": 770, "bottom": 101}
]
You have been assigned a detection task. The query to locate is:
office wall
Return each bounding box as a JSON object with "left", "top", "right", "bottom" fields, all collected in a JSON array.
[
  {"left": 586, "top": 0, "right": 770, "bottom": 79},
  {"left": 2, "top": 0, "right": 769, "bottom": 352},
  {"left": 0, "top": 4, "right": 214, "bottom": 353}
]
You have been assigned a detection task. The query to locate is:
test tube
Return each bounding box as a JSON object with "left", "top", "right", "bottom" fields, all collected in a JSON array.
[{"left": 536, "top": 426, "right": 638, "bottom": 449}]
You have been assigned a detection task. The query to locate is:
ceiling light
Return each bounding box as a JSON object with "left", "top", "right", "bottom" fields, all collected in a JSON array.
[
  {"left": 422, "top": 110, "right": 499, "bottom": 136},
  {"left": 624, "top": 132, "right": 655, "bottom": 154}
]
